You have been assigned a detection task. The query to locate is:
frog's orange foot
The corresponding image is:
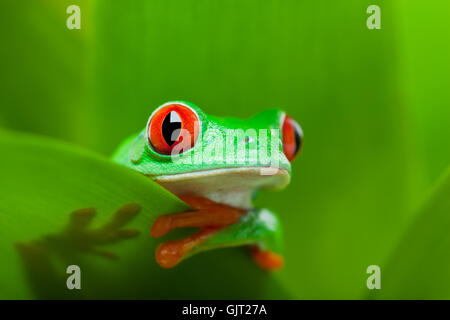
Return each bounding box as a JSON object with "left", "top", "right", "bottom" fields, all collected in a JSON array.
[
  {"left": 155, "top": 227, "right": 221, "bottom": 268},
  {"left": 250, "top": 246, "right": 284, "bottom": 271},
  {"left": 151, "top": 196, "right": 246, "bottom": 268}
]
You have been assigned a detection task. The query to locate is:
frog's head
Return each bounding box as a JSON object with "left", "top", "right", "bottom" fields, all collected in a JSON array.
[{"left": 113, "top": 101, "right": 303, "bottom": 209}]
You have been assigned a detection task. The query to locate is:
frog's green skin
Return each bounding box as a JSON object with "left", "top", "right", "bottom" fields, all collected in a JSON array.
[{"left": 112, "top": 101, "right": 292, "bottom": 258}]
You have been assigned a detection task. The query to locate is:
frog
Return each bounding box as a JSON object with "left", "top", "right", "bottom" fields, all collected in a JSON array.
[{"left": 112, "top": 101, "right": 303, "bottom": 270}]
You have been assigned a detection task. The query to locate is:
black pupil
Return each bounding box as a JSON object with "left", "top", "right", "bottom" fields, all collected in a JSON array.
[
  {"left": 293, "top": 122, "right": 302, "bottom": 156},
  {"left": 162, "top": 111, "right": 182, "bottom": 146}
]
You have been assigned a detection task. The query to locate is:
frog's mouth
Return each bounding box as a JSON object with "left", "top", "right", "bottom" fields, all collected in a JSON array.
[{"left": 153, "top": 167, "right": 290, "bottom": 209}]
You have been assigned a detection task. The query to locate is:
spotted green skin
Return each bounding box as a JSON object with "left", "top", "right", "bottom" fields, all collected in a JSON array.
[{"left": 112, "top": 101, "right": 290, "bottom": 259}]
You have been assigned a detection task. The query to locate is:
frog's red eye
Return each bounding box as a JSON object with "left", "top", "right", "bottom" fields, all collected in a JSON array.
[
  {"left": 282, "top": 115, "right": 303, "bottom": 162},
  {"left": 147, "top": 103, "right": 200, "bottom": 155}
]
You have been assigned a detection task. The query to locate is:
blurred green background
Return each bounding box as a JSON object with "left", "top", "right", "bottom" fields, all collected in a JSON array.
[{"left": 0, "top": 0, "right": 449, "bottom": 299}]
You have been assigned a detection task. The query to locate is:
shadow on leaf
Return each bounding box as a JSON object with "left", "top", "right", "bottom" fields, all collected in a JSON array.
[{"left": 15, "top": 203, "right": 141, "bottom": 299}]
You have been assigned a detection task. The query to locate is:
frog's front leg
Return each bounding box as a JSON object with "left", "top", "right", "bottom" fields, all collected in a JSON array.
[
  {"left": 151, "top": 195, "right": 245, "bottom": 237},
  {"left": 151, "top": 196, "right": 283, "bottom": 270}
]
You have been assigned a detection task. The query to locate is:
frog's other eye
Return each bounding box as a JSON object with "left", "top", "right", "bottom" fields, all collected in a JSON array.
[
  {"left": 282, "top": 115, "right": 303, "bottom": 162},
  {"left": 147, "top": 103, "right": 200, "bottom": 155}
]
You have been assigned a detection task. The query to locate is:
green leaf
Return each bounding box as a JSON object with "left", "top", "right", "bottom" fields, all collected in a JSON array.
[
  {"left": 0, "top": 0, "right": 92, "bottom": 144},
  {"left": 0, "top": 130, "right": 289, "bottom": 299},
  {"left": 372, "top": 167, "right": 450, "bottom": 299}
]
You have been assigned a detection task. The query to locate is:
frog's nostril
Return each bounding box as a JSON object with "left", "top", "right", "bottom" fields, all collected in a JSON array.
[{"left": 282, "top": 115, "right": 303, "bottom": 162}]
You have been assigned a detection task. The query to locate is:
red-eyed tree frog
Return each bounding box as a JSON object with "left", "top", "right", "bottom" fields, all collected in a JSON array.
[{"left": 112, "top": 101, "right": 303, "bottom": 270}]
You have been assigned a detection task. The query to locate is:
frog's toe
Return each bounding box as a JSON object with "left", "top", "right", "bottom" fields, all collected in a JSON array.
[
  {"left": 250, "top": 246, "right": 284, "bottom": 271},
  {"left": 155, "top": 241, "right": 184, "bottom": 268},
  {"left": 155, "top": 227, "right": 220, "bottom": 268},
  {"left": 69, "top": 207, "right": 96, "bottom": 231},
  {"left": 150, "top": 215, "right": 173, "bottom": 238}
]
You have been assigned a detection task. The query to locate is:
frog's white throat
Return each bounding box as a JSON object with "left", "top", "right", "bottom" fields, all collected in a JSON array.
[{"left": 153, "top": 167, "right": 290, "bottom": 209}]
